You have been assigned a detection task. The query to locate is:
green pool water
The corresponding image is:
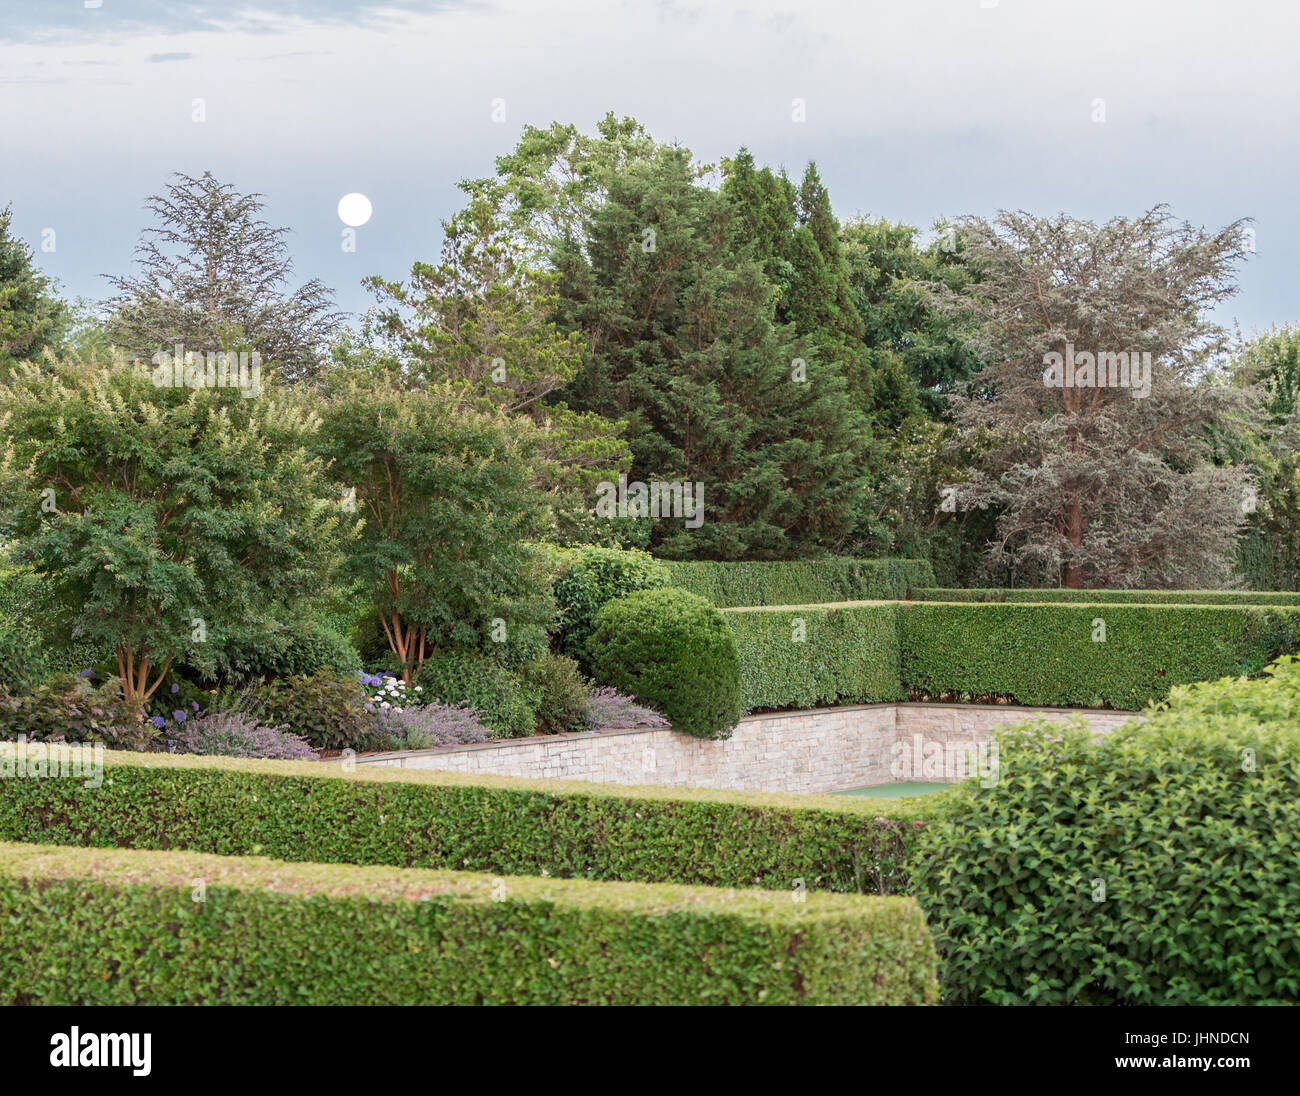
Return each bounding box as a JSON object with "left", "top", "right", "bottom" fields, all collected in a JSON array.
[{"left": 832, "top": 782, "right": 948, "bottom": 799}]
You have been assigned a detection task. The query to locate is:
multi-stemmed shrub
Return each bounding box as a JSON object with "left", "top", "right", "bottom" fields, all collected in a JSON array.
[
  {"left": 234, "top": 670, "right": 373, "bottom": 751},
  {"left": 586, "top": 588, "right": 742, "bottom": 739},
  {"left": 911, "top": 657, "right": 1300, "bottom": 1004}
]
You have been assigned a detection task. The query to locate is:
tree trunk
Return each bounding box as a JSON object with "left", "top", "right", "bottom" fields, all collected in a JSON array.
[{"left": 1063, "top": 499, "right": 1084, "bottom": 588}]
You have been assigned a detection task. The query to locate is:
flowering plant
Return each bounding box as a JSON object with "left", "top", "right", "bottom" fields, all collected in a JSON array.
[{"left": 357, "top": 670, "right": 423, "bottom": 714}]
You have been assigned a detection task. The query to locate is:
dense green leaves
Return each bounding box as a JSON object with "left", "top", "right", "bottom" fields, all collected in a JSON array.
[
  {"left": 912, "top": 657, "right": 1300, "bottom": 1004},
  {"left": 587, "top": 589, "right": 742, "bottom": 739},
  {"left": 0, "top": 842, "right": 938, "bottom": 1005}
]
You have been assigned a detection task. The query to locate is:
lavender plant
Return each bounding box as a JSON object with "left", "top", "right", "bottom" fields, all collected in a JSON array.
[
  {"left": 584, "top": 688, "right": 669, "bottom": 731},
  {"left": 352, "top": 700, "right": 491, "bottom": 752},
  {"left": 166, "top": 710, "right": 320, "bottom": 761}
]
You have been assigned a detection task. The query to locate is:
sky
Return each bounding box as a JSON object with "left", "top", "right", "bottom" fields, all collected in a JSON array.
[{"left": 1, "top": 0, "right": 1296, "bottom": 335}]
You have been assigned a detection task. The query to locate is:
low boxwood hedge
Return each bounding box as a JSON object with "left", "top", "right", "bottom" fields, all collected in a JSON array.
[
  {"left": 0, "top": 842, "right": 938, "bottom": 1005},
  {"left": 722, "top": 604, "right": 902, "bottom": 712},
  {"left": 665, "top": 558, "right": 934, "bottom": 607},
  {"left": 0, "top": 750, "right": 934, "bottom": 894},
  {"left": 917, "top": 587, "right": 1300, "bottom": 606}
]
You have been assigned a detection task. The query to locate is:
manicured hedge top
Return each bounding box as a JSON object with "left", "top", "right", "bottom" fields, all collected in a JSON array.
[
  {"left": 665, "top": 558, "right": 935, "bottom": 607},
  {"left": 0, "top": 748, "right": 938, "bottom": 895},
  {"left": 0, "top": 841, "right": 940, "bottom": 1005},
  {"left": 917, "top": 587, "right": 1300, "bottom": 605}
]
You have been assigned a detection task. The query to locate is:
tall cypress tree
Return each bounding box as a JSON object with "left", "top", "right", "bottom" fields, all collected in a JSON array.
[
  {"left": 0, "top": 205, "right": 67, "bottom": 366},
  {"left": 557, "top": 148, "right": 871, "bottom": 559}
]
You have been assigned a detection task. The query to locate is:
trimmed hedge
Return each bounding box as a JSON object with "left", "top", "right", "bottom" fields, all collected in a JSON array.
[
  {"left": 666, "top": 558, "right": 935, "bottom": 608},
  {"left": 723, "top": 604, "right": 902, "bottom": 712},
  {"left": 917, "top": 587, "right": 1300, "bottom": 606},
  {"left": 0, "top": 750, "right": 933, "bottom": 894},
  {"left": 0, "top": 842, "right": 938, "bottom": 1005},
  {"left": 587, "top": 589, "right": 742, "bottom": 739},
  {"left": 716, "top": 600, "right": 1300, "bottom": 713},
  {"left": 912, "top": 657, "right": 1300, "bottom": 1004},
  {"left": 898, "top": 601, "right": 1300, "bottom": 709}
]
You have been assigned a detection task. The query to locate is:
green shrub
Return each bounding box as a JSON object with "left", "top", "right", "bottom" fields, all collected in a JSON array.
[
  {"left": 526, "top": 652, "right": 591, "bottom": 736},
  {"left": 210, "top": 617, "right": 362, "bottom": 685},
  {"left": 722, "top": 604, "right": 902, "bottom": 712},
  {"left": 0, "top": 567, "right": 109, "bottom": 680},
  {"left": 898, "top": 601, "right": 1300, "bottom": 708},
  {"left": 0, "top": 626, "right": 42, "bottom": 693},
  {"left": 587, "top": 589, "right": 742, "bottom": 740},
  {"left": 547, "top": 545, "right": 671, "bottom": 664},
  {"left": 0, "top": 842, "right": 938, "bottom": 1005},
  {"left": 0, "top": 673, "right": 156, "bottom": 751},
  {"left": 912, "top": 658, "right": 1300, "bottom": 1004},
  {"left": 917, "top": 587, "right": 1300, "bottom": 606},
  {"left": 0, "top": 749, "right": 932, "bottom": 894},
  {"left": 666, "top": 558, "right": 935, "bottom": 607},
  {"left": 417, "top": 648, "right": 538, "bottom": 739},
  {"left": 239, "top": 670, "right": 373, "bottom": 751}
]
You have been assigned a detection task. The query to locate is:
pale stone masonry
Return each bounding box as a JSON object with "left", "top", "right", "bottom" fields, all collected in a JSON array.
[{"left": 353, "top": 702, "right": 1142, "bottom": 795}]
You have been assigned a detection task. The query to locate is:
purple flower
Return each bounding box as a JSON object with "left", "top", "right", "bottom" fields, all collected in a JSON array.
[
  {"left": 170, "top": 683, "right": 180, "bottom": 694},
  {"left": 78, "top": 669, "right": 94, "bottom": 678},
  {"left": 173, "top": 710, "right": 186, "bottom": 723},
  {"left": 150, "top": 716, "right": 166, "bottom": 730},
  {"left": 364, "top": 703, "right": 374, "bottom": 713},
  {"left": 192, "top": 701, "right": 200, "bottom": 711}
]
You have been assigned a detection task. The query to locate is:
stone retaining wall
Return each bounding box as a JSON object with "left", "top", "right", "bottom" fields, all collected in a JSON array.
[{"left": 353, "top": 703, "right": 1141, "bottom": 795}]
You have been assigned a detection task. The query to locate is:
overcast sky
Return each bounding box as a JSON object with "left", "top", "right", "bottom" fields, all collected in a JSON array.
[{"left": 2, "top": 0, "right": 1296, "bottom": 334}]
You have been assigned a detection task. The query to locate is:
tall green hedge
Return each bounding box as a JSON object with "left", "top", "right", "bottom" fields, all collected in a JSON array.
[
  {"left": 0, "top": 750, "right": 932, "bottom": 894},
  {"left": 898, "top": 601, "right": 1300, "bottom": 709},
  {"left": 722, "top": 604, "right": 902, "bottom": 712},
  {"left": 716, "top": 600, "right": 1300, "bottom": 713},
  {"left": 665, "top": 558, "right": 934, "bottom": 607},
  {"left": 0, "top": 842, "right": 938, "bottom": 1005},
  {"left": 917, "top": 587, "right": 1300, "bottom": 606}
]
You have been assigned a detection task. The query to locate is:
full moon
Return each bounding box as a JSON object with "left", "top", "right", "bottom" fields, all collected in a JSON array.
[{"left": 337, "top": 192, "right": 372, "bottom": 227}]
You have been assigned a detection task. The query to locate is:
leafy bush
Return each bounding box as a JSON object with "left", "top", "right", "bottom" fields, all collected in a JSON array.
[
  {"left": 0, "top": 673, "right": 156, "bottom": 751},
  {"left": 527, "top": 652, "right": 590, "bottom": 735},
  {"left": 0, "top": 626, "right": 42, "bottom": 693},
  {"left": 898, "top": 601, "right": 1300, "bottom": 708},
  {"left": 165, "top": 711, "right": 319, "bottom": 761},
  {"left": 666, "top": 558, "right": 935, "bottom": 607},
  {"left": 0, "top": 749, "right": 932, "bottom": 894},
  {"left": 547, "top": 544, "right": 671, "bottom": 664},
  {"left": 584, "top": 687, "right": 668, "bottom": 731},
  {"left": 912, "top": 657, "right": 1300, "bottom": 1004},
  {"left": 0, "top": 842, "right": 939, "bottom": 1005},
  {"left": 586, "top": 589, "right": 742, "bottom": 740},
  {"left": 352, "top": 702, "right": 491, "bottom": 752},
  {"left": 0, "top": 567, "right": 109, "bottom": 682},
  {"left": 722, "top": 604, "right": 902, "bottom": 712},
  {"left": 416, "top": 649, "right": 538, "bottom": 739},
  {"left": 209, "top": 616, "right": 362, "bottom": 685},
  {"left": 238, "top": 671, "right": 374, "bottom": 751}
]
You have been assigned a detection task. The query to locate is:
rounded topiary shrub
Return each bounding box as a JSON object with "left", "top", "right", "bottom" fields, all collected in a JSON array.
[
  {"left": 586, "top": 588, "right": 742, "bottom": 740},
  {"left": 911, "top": 657, "right": 1300, "bottom": 1005},
  {"left": 550, "top": 545, "right": 671, "bottom": 667}
]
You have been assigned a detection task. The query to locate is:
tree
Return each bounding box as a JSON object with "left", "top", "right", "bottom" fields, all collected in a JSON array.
[
  {"left": 364, "top": 180, "right": 631, "bottom": 537},
  {"left": 0, "top": 355, "right": 345, "bottom": 706},
  {"left": 0, "top": 205, "right": 67, "bottom": 366},
  {"left": 104, "top": 172, "right": 341, "bottom": 384},
  {"left": 1231, "top": 325, "right": 1300, "bottom": 589},
  {"left": 931, "top": 207, "right": 1255, "bottom": 588},
  {"left": 555, "top": 147, "right": 872, "bottom": 559},
  {"left": 314, "top": 372, "right": 551, "bottom": 684}
]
